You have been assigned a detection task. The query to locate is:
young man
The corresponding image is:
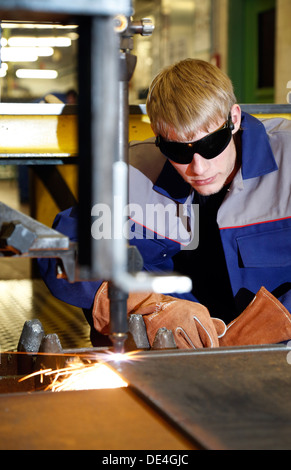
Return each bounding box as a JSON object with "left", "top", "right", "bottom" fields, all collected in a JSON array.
[{"left": 38, "top": 59, "right": 291, "bottom": 348}]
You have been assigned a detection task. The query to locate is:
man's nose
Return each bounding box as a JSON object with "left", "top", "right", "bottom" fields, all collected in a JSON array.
[{"left": 189, "top": 153, "right": 210, "bottom": 175}]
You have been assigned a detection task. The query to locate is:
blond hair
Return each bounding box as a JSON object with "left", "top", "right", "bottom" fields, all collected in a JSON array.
[{"left": 146, "top": 58, "right": 237, "bottom": 140}]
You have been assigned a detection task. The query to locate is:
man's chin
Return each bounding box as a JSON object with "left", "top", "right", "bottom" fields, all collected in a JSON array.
[{"left": 192, "top": 182, "right": 224, "bottom": 196}]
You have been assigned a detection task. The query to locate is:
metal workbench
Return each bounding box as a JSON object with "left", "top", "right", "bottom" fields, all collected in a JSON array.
[{"left": 1, "top": 343, "right": 291, "bottom": 449}]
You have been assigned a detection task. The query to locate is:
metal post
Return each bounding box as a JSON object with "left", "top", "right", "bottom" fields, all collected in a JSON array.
[{"left": 78, "top": 15, "right": 119, "bottom": 280}]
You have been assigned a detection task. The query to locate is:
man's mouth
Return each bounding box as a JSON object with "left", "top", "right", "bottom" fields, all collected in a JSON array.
[{"left": 192, "top": 175, "right": 217, "bottom": 186}]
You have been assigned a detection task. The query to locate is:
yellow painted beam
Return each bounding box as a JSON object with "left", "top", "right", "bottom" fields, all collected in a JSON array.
[
  {"left": 0, "top": 114, "right": 78, "bottom": 155},
  {"left": 129, "top": 113, "right": 153, "bottom": 141},
  {"left": 0, "top": 103, "right": 78, "bottom": 157},
  {"left": 0, "top": 104, "right": 155, "bottom": 157},
  {"left": 253, "top": 113, "right": 291, "bottom": 120}
]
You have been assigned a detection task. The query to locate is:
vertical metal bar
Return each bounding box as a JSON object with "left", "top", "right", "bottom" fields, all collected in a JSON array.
[
  {"left": 118, "top": 54, "right": 130, "bottom": 164},
  {"left": 112, "top": 52, "right": 136, "bottom": 278},
  {"left": 78, "top": 15, "right": 119, "bottom": 279}
]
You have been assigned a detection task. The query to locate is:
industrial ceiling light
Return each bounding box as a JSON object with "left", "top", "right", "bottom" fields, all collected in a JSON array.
[
  {"left": 1, "top": 22, "right": 78, "bottom": 30},
  {"left": 8, "top": 37, "right": 71, "bottom": 47},
  {"left": 35, "top": 47, "right": 54, "bottom": 57},
  {"left": 1, "top": 47, "right": 38, "bottom": 62},
  {"left": 16, "top": 69, "right": 58, "bottom": 79},
  {"left": 1, "top": 46, "right": 54, "bottom": 61}
]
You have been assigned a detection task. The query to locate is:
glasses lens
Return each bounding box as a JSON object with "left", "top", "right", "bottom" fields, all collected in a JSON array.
[
  {"left": 156, "top": 119, "right": 232, "bottom": 164},
  {"left": 156, "top": 138, "right": 194, "bottom": 163},
  {"left": 194, "top": 126, "right": 232, "bottom": 159}
]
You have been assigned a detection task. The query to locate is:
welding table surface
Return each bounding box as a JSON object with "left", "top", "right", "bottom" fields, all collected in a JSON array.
[
  {"left": 115, "top": 344, "right": 291, "bottom": 450},
  {"left": 0, "top": 386, "right": 194, "bottom": 451},
  {"left": 1, "top": 347, "right": 291, "bottom": 450}
]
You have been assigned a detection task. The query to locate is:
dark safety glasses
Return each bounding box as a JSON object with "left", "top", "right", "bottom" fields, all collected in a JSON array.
[{"left": 155, "top": 115, "right": 234, "bottom": 164}]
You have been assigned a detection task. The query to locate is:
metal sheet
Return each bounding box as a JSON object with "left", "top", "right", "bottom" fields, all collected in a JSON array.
[
  {"left": 0, "top": 353, "right": 195, "bottom": 450},
  {"left": 0, "top": 388, "right": 194, "bottom": 450},
  {"left": 116, "top": 344, "right": 291, "bottom": 450}
]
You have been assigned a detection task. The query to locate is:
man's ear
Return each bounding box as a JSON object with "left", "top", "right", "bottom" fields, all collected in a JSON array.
[{"left": 230, "top": 104, "right": 242, "bottom": 133}]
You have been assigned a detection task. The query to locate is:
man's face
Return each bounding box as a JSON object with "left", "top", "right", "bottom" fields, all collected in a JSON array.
[{"left": 166, "top": 106, "right": 241, "bottom": 196}]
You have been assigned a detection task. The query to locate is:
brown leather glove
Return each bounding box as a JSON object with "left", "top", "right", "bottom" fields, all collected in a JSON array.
[
  {"left": 92, "top": 281, "right": 226, "bottom": 349},
  {"left": 220, "top": 286, "right": 291, "bottom": 347}
]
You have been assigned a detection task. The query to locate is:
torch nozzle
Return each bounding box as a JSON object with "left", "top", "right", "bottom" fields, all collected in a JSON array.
[{"left": 110, "top": 332, "right": 128, "bottom": 355}]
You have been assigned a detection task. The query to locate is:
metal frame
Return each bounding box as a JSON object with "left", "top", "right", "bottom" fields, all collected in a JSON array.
[{"left": 0, "top": 202, "right": 77, "bottom": 280}]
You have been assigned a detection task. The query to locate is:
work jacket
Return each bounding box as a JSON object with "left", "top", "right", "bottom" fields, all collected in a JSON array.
[{"left": 38, "top": 112, "right": 291, "bottom": 318}]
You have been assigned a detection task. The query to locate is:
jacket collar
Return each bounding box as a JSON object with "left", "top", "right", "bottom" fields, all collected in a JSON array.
[
  {"left": 153, "top": 158, "right": 191, "bottom": 203},
  {"left": 153, "top": 112, "right": 278, "bottom": 202},
  {"left": 240, "top": 112, "right": 278, "bottom": 179}
]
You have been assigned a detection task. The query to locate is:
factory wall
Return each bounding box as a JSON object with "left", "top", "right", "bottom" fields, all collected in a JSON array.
[
  {"left": 131, "top": 0, "right": 291, "bottom": 105},
  {"left": 1, "top": 1, "right": 290, "bottom": 104}
]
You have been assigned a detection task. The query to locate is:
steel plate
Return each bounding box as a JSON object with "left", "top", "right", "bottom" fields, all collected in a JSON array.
[{"left": 116, "top": 344, "right": 291, "bottom": 450}]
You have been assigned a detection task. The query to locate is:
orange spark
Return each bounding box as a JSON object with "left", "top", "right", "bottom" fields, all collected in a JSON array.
[{"left": 19, "top": 355, "right": 129, "bottom": 392}]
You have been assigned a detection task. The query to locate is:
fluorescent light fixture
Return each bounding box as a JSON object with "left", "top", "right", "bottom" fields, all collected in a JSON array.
[
  {"left": 8, "top": 37, "right": 71, "bottom": 47},
  {"left": 1, "top": 47, "right": 38, "bottom": 62},
  {"left": 0, "top": 38, "right": 8, "bottom": 46},
  {"left": 16, "top": 69, "right": 58, "bottom": 79},
  {"left": 1, "top": 23, "right": 78, "bottom": 30},
  {"left": 35, "top": 47, "right": 54, "bottom": 57},
  {"left": 1, "top": 46, "right": 54, "bottom": 61}
]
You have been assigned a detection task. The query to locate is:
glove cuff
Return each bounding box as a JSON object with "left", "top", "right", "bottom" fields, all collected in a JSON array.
[{"left": 220, "top": 286, "right": 291, "bottom": 347}]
